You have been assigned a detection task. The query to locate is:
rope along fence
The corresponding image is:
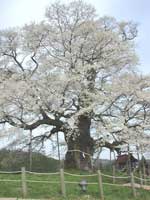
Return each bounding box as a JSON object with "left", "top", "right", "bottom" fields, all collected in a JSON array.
[{"left": 0, "top": 168, "right": 150, "bottom": 198}]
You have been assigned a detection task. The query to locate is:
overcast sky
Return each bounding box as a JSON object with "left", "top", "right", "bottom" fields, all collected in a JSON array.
[{"left": 0, "top": 0, "right": 149, "bottom": 74}]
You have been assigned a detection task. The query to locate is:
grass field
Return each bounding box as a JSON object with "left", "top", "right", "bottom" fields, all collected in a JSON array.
[{"left": 0, "top": 169, "right": 150, "bottom": 200}]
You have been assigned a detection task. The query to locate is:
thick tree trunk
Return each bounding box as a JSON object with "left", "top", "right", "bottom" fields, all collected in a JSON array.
[{"left": 65, "top": 115, "right": 94, "bottom": 170}]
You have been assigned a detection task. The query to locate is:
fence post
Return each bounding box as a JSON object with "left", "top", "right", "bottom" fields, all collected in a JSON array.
[
  {"left": 21, "top": 167, "right": 27, "bottom": 198},
  {"left": 60, "top": 168, "right": 66, "bottom": 197},
  {"left": 143, "top": 165, "right": 147, "bottom": 185},
  {"left": 112, "top": 165, "right": 116, "bottom": 184},
  {"left": 139, "top": 170, "right": 143, "bottom": 187},
  {"left": 97, "top": 170, "right": 104, "bottom": 200},
  {"left": 131, "top": 172, "right": 136, "bottom": 198}
]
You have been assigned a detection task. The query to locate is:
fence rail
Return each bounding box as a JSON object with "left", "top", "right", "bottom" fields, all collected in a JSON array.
[{"left": 0, "top": 168, "right": 149, "bottom": 198}]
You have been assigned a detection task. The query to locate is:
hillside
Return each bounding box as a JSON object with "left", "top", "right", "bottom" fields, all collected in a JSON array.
[{"left": 0, "top": 149, "right": 59, "bottom": 172}]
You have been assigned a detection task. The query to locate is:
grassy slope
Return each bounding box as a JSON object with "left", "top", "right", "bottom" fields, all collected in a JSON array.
[{"left": 0, "top": 170, "right": 149, "bottom": 200}]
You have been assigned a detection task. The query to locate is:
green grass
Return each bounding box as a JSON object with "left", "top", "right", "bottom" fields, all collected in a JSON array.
[{"left": 0, "top": 170, "right": 149, "bottom": 200}]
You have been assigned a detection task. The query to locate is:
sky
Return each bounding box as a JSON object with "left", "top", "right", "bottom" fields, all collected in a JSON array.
[{"left": 0, "top": 0, "right": 149, "bottom": 74}]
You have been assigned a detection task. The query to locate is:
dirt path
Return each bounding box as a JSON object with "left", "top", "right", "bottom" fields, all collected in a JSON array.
[
  {"left": 0, "top": 199, "right": 17, "bottom": 200},
  {"left": 123, "top": 183, "right": 150, "bottom": 190}
]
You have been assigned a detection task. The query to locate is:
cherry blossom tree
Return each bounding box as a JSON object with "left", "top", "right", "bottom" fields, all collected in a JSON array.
[{"left": 0, "top": 0, "right": 149, "bottom": 170}]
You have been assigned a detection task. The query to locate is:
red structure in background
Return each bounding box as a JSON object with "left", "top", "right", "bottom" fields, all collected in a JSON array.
[{"left": 116, "top": 154, "right": 138, "bottom": 170}]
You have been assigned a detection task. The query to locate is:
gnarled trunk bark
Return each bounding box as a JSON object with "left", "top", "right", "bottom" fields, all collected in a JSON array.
[{"left": 65, "top": 115, "right": 94, "bottom": 170}]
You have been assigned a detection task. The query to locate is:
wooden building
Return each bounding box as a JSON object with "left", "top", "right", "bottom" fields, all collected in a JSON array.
[{"left": 116, "top": 154, "right": 138, "bottom": 171}]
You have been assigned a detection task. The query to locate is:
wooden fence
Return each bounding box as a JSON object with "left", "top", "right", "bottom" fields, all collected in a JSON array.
[{"left": 0, "top": 167, "right": 150, "bottom": 199}]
